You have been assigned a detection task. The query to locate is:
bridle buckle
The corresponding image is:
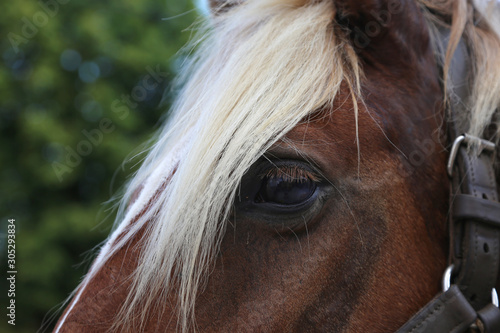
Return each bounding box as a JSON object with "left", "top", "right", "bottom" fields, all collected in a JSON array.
[
  {"left": 442, "top": 264, "right": 499, "bottom": 307},
  {"left": 446, "top": 134, "right": 496, "bottom": 177}
]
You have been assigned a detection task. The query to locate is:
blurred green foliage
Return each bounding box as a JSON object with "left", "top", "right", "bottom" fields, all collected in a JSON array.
[{"left": 0, "top": 0, "right": 199, "bottom": 331}]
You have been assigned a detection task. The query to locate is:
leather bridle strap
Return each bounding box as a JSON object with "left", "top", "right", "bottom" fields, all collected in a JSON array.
[
  {"left": 397, "top": 25, "right": 500, "bottom": 333},
  {"left": 451, "top": 141, "right": 500, "bottom": 310},
  {"left": 440, "top": 21, "right": 500, "bottom": 321},
  {"left": 452, "top": 194, "right": 500, "bottom": 227},
  {"left": 396, "top": 285, "right": 476, "bottom": 333}
]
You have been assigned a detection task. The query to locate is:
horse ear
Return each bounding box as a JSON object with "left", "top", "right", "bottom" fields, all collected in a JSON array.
[{"left": 335, "top": 0, "right": 431, "bottom": 67}]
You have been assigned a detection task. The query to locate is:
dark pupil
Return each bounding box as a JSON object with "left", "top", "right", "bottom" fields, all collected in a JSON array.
[{"left": 260, "top": 176, "right": 316, "bottom": 205}]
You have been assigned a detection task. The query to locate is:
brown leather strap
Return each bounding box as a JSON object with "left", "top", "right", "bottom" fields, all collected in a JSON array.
[
  {"left": 453, "top": 194, "right": 500, "bottom": 228},
  {"left": 437, "top": 20, "right": 500, "bottom": 311},
  {"left": 477, "top": 304, "right": 500, "bottom": 332},
  {"left": 396, "top": 285, "right": 477, "bottom": 333},
  {"left": 397, "top": 25, "right": 500, "bottom": 333},
  {"left": 452, "top": 147, "right": 500, "bottom": 310}
]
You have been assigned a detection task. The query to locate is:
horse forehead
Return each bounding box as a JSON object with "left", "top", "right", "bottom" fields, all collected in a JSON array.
[{"left": 280, "top": 99, "right": 382, "bottom": 159}]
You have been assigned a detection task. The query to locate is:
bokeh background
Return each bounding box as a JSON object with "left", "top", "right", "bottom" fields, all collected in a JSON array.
[{"left": 0, "top": 1, "right": 203, "bottom": 331}]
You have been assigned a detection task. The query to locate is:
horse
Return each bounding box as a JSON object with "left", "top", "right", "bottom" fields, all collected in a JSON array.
[{"left": 54, "top": 0, "right": 500, "bottom": 331}]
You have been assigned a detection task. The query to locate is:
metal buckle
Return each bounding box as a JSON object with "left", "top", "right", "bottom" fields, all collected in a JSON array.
[
  {"left": 447, "top": 134, "right": 496, "bottom": 177},
  {"left": 442, "top": 264, "right": 454, "bottom": 291},
  {"left": 442, "top": 265, "right": 499, "bottom": 307}
]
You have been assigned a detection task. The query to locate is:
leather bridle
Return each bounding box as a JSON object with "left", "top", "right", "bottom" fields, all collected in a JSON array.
[{"left": 396, "top": 27, "right": 500, "bottom": 333}]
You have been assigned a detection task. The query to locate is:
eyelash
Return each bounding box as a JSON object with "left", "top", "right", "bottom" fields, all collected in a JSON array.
[{"left": 258, "top": 165, "right": 321, "bottom": 183}]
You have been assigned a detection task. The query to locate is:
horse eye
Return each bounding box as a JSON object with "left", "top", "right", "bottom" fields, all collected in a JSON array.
[{"left": 258, "top": 174, "right": 317, "bottom": 205}]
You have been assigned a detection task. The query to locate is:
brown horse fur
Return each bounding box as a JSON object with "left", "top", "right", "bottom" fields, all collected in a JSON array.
[{"left": 55, "top": 0, "right": 500, "bottom": 332}]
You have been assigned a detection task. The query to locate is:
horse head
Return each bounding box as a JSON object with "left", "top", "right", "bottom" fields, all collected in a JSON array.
[{"left": 55, "top": 0, "right": 500, "bottom": 332}]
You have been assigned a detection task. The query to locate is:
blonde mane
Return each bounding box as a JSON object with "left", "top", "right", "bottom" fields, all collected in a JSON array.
[
  {"left": 70, "top": 0, "right": 500, "bottom": 332},
  {"left": 110, "top": 0, "right": 360, "bottom": 330}
]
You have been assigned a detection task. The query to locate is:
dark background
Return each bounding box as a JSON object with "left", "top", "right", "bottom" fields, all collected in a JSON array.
[{"left": 0, "top": 1, "right": 201, "bottom": 331}]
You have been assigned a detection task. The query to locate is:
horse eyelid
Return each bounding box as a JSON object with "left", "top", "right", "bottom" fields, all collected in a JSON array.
[{"left": 258, "top": 165, "right": 321, "bottom": 183}]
